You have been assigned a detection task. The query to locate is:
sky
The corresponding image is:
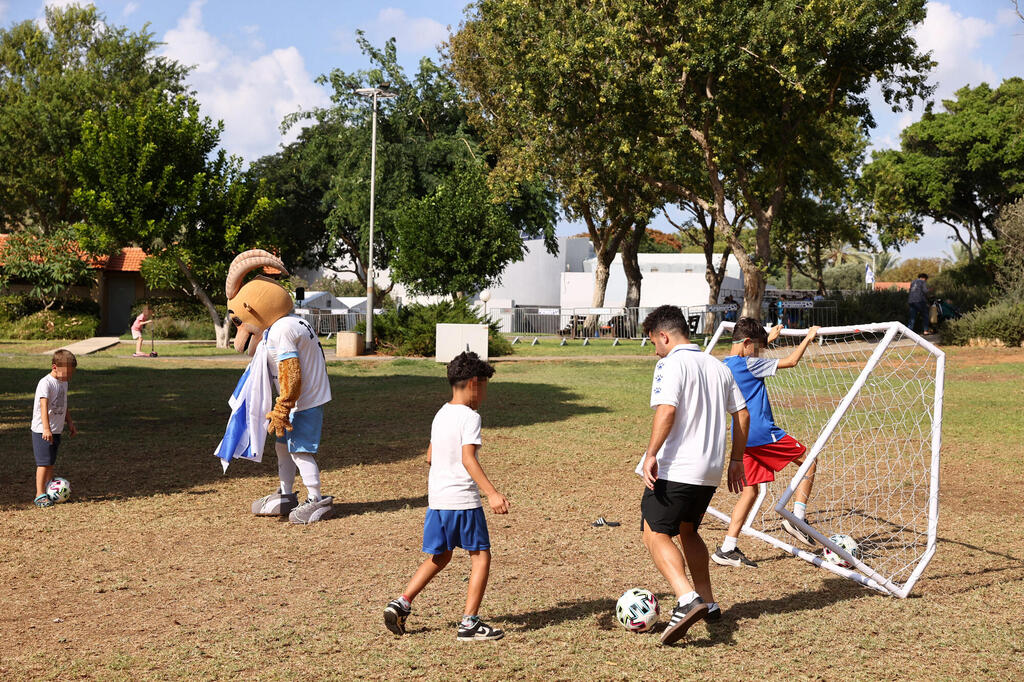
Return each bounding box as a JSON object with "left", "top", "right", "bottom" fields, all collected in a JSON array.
[{"left": 2, "top": 0, "right": 1022, "bottom": 260}]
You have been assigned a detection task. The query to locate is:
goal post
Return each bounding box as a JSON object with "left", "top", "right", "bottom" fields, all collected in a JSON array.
[{"left": 703, "top": 321, "right": 944, "bottom": 598}]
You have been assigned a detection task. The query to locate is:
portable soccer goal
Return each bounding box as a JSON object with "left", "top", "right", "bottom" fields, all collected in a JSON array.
[{"left": 703, "top": 321, "right": 944, "bottom": 598}]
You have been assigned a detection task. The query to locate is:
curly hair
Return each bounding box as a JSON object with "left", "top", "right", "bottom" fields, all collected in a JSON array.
[
  {"left": 641, "top": 305, "right": 690, "bottom": 338},
  {"left": 447, "top": 351, "right": 495, "bottom": 386}
]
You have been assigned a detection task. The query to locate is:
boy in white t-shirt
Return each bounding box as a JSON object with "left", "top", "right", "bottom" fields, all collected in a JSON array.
[
  {"left": 31, "top": 350, "right": 78, "bottom": 507},
  {"left": 383, "top": 351, "right": 509, "bottom": 642},
  {"left": 637, "top": 306, "right": 748, "bottom": 645}
]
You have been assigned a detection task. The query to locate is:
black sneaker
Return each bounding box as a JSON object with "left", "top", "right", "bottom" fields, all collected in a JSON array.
[
  {"left": 705, "top": 602, "right": 722, "bottom": 623},
  {"left": 660, "top": 596, "right": 708, "bottom": 645},
  {"left": 383, "top": 599, "right": 410, "bottom": 635},
  {"left": 781, "top": 518, "right": 816, "bottom": 547},
  {"left": 457, "top": 618, "right": 504, "bottom": 641},
  {"left": 711, "top": 547, "right": 758, "bottom": 568}
]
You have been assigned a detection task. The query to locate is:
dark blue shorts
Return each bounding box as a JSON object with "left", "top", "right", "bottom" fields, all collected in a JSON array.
[
  {"left": 422, "top": 507, "right": 491, "bottom": 554},
  {"left": 31, "top": 431, "right": 61, "bottom": 466}
]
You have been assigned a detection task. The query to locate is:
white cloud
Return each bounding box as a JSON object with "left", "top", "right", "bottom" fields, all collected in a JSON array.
[
  {"left": 913, "top": 2, "right": 998, "bottom": 103},
  {"left": 336, "top": 7, "right": 449, "bottom": 54},
  {"left": 123, "top": 1, "right": 138, "bottom": 17},
  {"left": 159, "top": 0, "right": 330, "bottom": 162}
]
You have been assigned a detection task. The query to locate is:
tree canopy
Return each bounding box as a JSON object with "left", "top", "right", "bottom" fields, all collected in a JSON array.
[
  {"left": 0, "top": 5, "right": 188, "bottom": 232},
  {"left": 450, "top": 0, "right": 933, "bottom": 318},
  {"left": 862, "top": 78, "right": 1024, "bottom": 256}
]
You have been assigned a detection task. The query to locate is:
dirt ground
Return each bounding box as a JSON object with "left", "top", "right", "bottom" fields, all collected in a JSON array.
[{"left": 1, "top": 347, "right": 1022, "bottom": 680}]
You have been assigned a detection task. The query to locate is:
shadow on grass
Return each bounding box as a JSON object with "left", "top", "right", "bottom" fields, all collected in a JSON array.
[
  {"left": 683, "top": 577, "right": 871, "bottom": 647},
  {"left": 0, "top": 365, "right": 606, "bottom": 506},
  {"left": 495, "top": 597, "right": 617, "bottom": 632}
]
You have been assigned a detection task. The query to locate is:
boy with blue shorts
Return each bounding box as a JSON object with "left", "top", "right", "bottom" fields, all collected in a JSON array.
[
  {"left": 31, "top": 350, "right": 77, "bottom": 507},
  {"left": 384, "top": 351, "right": 509, "bottom": 642}
]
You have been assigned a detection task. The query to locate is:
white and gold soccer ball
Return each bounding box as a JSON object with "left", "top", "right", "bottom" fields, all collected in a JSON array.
[
  {"left": 46, "top": 477, "right": 71, "bottom": 503},
  {"left": 823, "top": 533, "right": 859, "bottom": 568},
  {"left": 615, "top": 588, "right": 659, "bottom": 632}
]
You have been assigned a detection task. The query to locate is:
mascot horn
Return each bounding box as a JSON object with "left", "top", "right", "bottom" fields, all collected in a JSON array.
[{"left": 215, "top": 249, "right": 335, "bottom": 524}]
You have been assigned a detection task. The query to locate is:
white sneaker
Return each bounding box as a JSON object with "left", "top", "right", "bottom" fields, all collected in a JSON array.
[
  {"left": 781, "top": 518, "right": 816, "bottom": 547},
  {"left": 288, "top": 496, "right": 334, "bottom": 524}
]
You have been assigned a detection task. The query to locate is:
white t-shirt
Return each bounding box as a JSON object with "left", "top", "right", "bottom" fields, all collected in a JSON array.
[
  {"left": 264, "top": 315, "right": 331, "bottom": 411},
  {"left": 428, "top": 402, "right": 483, "bottom": 510},
  {"left": 32, "top": 374, "right": 68, "bottom": 434},
  {"left": 636, "top": 343, "right": 747, "bottom": 487}
]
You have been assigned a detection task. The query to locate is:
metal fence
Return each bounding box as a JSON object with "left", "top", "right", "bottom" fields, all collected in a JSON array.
[
  {"left": 487, "top": 300, "right": 839, "bottom": 340},
  {"left": 297, "top": 311, "right": 366, "bottom": 335}
]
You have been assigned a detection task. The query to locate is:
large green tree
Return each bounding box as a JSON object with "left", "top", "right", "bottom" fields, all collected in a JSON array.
[
  {"left": 278, "top": 35, "right": 557, "bottom": 294},
  {"left": 862, "top": 78, "right": 1024, "bottom": 259},
  {"left": 0, "top": 5, "right": 187, "bottom": 232},
  {"left": 72, "top": 93, "right": 276, "bottom": 346},
  {"left": 450, "top": 0, "right": 933, "bottom": 318}
]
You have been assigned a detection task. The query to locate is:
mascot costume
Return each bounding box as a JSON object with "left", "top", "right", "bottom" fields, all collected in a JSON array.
[{"left": 214, "top": 249, "right": 334, "bottom": 524}]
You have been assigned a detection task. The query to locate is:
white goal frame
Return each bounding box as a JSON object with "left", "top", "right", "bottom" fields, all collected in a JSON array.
[{"left": 703, "top": 321, "right": 944, "bottom": 598}]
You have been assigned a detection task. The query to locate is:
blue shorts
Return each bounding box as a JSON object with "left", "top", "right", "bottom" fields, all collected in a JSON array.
[
  {"left": 276, "top": 405, "right": 323, "bottom": 453},
  {"left": 422, "top": 507, "right": 491, "bottom": 554},
  {"left": 31, "top": 431, "right": 61, "bottom": 466}
]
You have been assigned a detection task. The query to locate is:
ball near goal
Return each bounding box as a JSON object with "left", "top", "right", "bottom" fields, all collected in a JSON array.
[
  {"left": 703, "top": 321, "right": 944, "bottom": 598},
  {"left": 46, "top": 477, "right": 71, "bottom": 503}
]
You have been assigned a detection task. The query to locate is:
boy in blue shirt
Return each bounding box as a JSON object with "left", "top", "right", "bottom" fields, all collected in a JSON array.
[
  {"left": 383, "top": 351, "right": 509, "bottom": 641},
  {"left": 712, "top": 318, "right": 820, "bottom": 568}
]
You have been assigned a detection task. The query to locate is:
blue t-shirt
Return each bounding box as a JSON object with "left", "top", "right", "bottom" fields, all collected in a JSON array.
[{"left": 722, "top": 355, "right": 787, "bottom": 447}]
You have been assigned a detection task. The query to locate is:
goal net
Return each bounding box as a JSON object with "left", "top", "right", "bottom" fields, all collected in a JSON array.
[{"left": 703, "top": 322, "right": 944, "bottom": 598}]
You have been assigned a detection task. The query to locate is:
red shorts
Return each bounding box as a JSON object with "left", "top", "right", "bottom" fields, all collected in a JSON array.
[{"left": 743, "top": 435, "right": 807, "bottom": 485}]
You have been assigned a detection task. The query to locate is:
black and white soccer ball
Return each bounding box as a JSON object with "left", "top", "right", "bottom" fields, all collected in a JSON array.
[
  {"left": 46, "top": 477, "right": 71, "bottom": 503},
  {"left": 615, "top": 588, "right": 659, "bottom": 632},
  {"left": 823, "top": 533, "right": 859, "bottom": 568}
]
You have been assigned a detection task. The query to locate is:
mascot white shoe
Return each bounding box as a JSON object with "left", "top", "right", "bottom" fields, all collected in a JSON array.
[{"left": 214, "top": 249, "right": 334, "bottom": 523}]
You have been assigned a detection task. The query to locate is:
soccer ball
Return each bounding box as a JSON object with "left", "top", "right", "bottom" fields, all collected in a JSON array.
[
  {"left": 46, "top": 477, "right": 71, "bottom": 503},
  {"left": 615, "top": 588, "right": 659, "bottom": 632},
  {"left": 822, "top": 533, "right": 859, "bottom": 568}
]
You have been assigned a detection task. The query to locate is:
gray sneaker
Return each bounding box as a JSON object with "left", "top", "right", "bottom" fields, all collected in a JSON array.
[
  {"left": 251, "top": 491, "right": 298, "bottom": 517},
  {"left": 288, "top": 496, "right": 334, "bottom": 524},
  {"left": 781, "top": 518, "right": 816, "bottom": 547}
]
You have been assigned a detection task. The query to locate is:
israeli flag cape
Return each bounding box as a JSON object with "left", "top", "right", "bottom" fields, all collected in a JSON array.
[{"left": 214, "top": 331, "right": 272, "bottom": 472}]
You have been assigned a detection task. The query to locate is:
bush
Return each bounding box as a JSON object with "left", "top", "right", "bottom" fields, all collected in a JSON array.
[
  {"left": 132, "top": 297, "right": 217, "bottom": 322},
  {"left": 0, "top": 309, "right": 99, "bottom": 340},
  {"left": 831, "top": 289, "right": 909, "bottom": 325},
  {"left": 944, "top": 300, "right": 1024, "bottom": 346},
  {"left": 366, "top": 298, "right": 511, "bottom": 357}
]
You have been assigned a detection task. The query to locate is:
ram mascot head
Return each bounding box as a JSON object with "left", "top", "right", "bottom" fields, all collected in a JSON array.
[{"left": 225, "top": 249, "right": 292, "bottom": 355}]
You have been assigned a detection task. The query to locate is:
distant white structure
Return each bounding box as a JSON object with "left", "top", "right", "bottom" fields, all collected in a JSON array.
[{"left": 560, "top": 252, "right": 745, "bottom": 310}]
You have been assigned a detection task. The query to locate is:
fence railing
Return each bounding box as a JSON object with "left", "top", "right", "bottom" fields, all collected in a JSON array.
[
  {"left": 296, "top": 311, "right": 366, "bottom": 335},
  {"left": 487, "top": 300, "right": 839, "bottom": 339}
]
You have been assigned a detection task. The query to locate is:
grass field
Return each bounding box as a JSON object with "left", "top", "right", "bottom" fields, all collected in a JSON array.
[{"left": 1, "top": 345, "right": 1022, "bottom": 680}]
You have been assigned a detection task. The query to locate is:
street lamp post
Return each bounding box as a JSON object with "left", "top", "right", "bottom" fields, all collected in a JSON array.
[{"left": 355, "top": 85, "right": 396, "bottom": 352}]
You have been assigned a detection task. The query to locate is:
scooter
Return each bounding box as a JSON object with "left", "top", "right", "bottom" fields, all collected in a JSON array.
[{"left": 148, "top": 324, "right": 159, "bottom": 357}]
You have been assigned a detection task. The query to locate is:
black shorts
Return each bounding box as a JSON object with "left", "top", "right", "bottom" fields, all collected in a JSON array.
[
  {"left": 31, "top": 431, "right": 61, "bottom": 466},
  {"left": 640, "top": 480, "right": 716, "bottom": 535}
]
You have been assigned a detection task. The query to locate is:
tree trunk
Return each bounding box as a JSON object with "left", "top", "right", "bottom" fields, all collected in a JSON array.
[
  {"left": 785, "top": 256, "right": 793, "bottom": 290},
  {"left": 619, "top": 222, "right": 645, "bottom": 339},
  {"left": 174, "top": 254, "right": 230, "bottom": 349},
  {"left": 704, "top": 245, "right": 730, "bottom": 332},
  {"left": 739, "top": 263, "right": 765, "bottom": 320},
  {"left": 585, "top": 257, "right": 612, "bottom": 337}
]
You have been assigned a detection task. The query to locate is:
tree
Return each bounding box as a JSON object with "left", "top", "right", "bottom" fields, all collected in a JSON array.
[
  {"left": 995, "top": 198, "right": 1024, "bottom": 298},
  {"left": 72, "top": 93, "right": 276, "bottom": 346},
  {"left": 450, "top": 0, "right": 933, "bottom": 320},
  {"left": 0, "top": 226, "right": 94, "bottom": 309},
  {"left": 862, "top": 79, "right": 1024, "bottom": 259},
  {"left": 281, "top": 35, "right": 557, "bottom": 293},
  {"left": 390, "top": 164, "right": 536, "bottom": 296},
  {"left": 0, "top": 5, "right": 188, "bottom": 232}
]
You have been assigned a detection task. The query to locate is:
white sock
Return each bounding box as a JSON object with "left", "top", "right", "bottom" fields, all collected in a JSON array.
[
  {"left": 461, "top": 615, "right": 479, "bottom": 627},
  {"left": 397, "top": 595, "right": 411, "bottom": 609},
  {"left": 707, "top": 601, "right": 719, "bottom": 612},
  {"left": 276, "top": 442, "right": 295, "bottom": 494},
  {"left": 721, "top": 535, "right": 738, "bottom": 553},
  {"left": 291, "top": 452, "right": 321, "bottom": 501},
  {"left": 794, "top": 501, "right": 807, "bottom": 520},
  {"left": 677, "top": 591, "right": 700, "bottom": 606}
]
